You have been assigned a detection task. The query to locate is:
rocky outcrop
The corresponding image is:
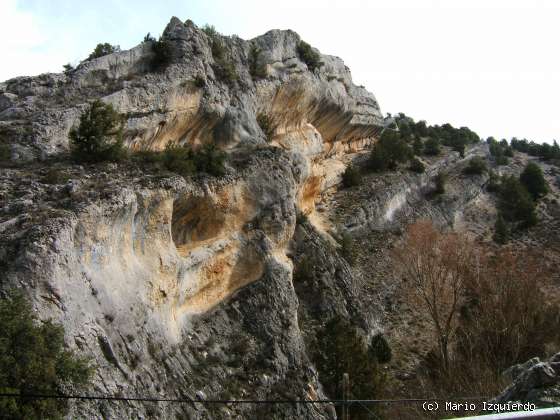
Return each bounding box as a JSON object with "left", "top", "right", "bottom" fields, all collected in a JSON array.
[
  {"left": 493, "top": 353, "right": 560, "bottom": 407},
  {"left": 328, "top": 143, "right": 492, "bottom": 234},
  {"left": 1, "top": 149, "right": 344, "bottom": 419},
  {"left": 0, "top": 17, "right": 383, "bottom": 160},
  {"left": 0, "top": 17, "right": 390, "bottom": 419}
]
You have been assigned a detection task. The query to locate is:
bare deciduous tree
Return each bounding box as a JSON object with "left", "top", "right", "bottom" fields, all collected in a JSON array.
[
  {"left": 393, "top": 221, "right": 474, "bottom": 371},
  {"left": 458, "top": 249, "right": 560, "bottom": 370}
]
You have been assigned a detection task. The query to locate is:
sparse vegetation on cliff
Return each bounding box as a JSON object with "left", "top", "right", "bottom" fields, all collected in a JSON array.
[
  {"left": 511, "top": 137, "right": 560, "bottom": 163},
  {"left": 249, "top": 44, "right": 267, "bottom": 79},
  {"left": 134, "top": 143, "right": 226, "bottom": 177},
  {"left": 205, "top": 25, "right": 238, "bottom": 84},
  {"left": 434, "top": 172, "right": 447, "bottom": 195},
  {"left": 520, "top": 161, "right": 548, "bottom": 200},
  {"left": 341, "top": 165, "right": 362, "bottom": 187},
  {"left": 87, "top": 42, "right": 120, "bottom": 60},
  {"left": 369, "top": 129, "right": 412, "bottom": 172},
  {"left": 297, "top": 40, "right": 322, "bottom": 71},
  {"left": 69, "top": 100, "right": 125, "bottom": 163},
  {"left": 493, "top": 214, "right": 509, "bottom": 244},
  {"left": 151, "top": 37, "right": 173, "bottom": 70},
  {"left": 487, "top": 137, "right": 513, "bottom": 165},
  {"left": 339, "top": 232, "right": 355, "bottom": 264},
  {"left": 0, "top": 142, "right": 10, "bottom": 162},
  {"left": 314, "top": 316, "right": 388, "bottom": 419},
  {"left": 423, "top": 137, "right": 441, "bottom": 156},
  {"left": 498, "top": 175, "right": 537, "bottom": 227},
  {"left": 463, "top": 156, "right": 487, "bottom": 175},
  {"left": 394, "top": 113, "right": 480, "bottom": 158},
  {"left": 256, "top": 113, "right": 275, "bottom": 142},
  {"left": 409, "top": 157, "right": 425, "bottom": 173},
  {"left": 192, "top": 74, "right": 206, "bottom": 88},
  {"left": 0, "top": 290, "right": 92, "bottom": 419}
]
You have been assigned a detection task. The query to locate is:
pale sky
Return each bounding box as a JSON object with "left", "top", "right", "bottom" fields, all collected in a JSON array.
[{"left": 1, "top": 0, "right": 559, "bottom": 143}]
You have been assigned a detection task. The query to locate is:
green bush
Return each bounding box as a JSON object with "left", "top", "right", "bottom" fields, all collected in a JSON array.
[
  {"left": 486, "top": 170, "right": 501, "bottom": 193},
  {"left": 341, "top": 165, "right": 362, "bottom": 187},
  {"left": 131, "top": 150, "right": 162, "bottom": 165},
  {"left": 202, "top": 24, "right": 219, "bottom": 38},
  {"left": 161, "top": 144, "right": 196, "bottom": 176},
  {"left": 339, "top": 232, "right": 355, "bottom": 264},
  {"left": 69, "top": 100, "right": 125, "bottom": 163},
  {"left": 63, "top": 63, "right": 74, "bottom": 75},
  {"left": 293, "top": 255, "right": 314, "bottom": 282},
  {"left": 463, "top": 156, "right": 488, "bottom": 175},
  {"left": 434, "top": 172, "right": 447, "bottom": 195},
  {"left": 206, "top": 35, "right": 237, "bottom": 84},
  {"left": 256, "top": 113, "right": 275, "bottom": 142},
  {"left": 493, "top": 213, "right": 508, "bottom": 244},
  {"left": 369, "top": 130, "right": 412, "bottom": 172},
  {"left": 42, "top": 169, "right": 70, "bottom": 185},
  {"left": 151, "top": 38, "right": 173, "bottom": 71},
  {"left": 194, "top": 143, "right": 226, "bottom": 176},
  {"left": 0, "top": 290, "right": 92, "bottom": 419},
  {"left": 249, "top": 44, "right": 267, "bottom": 79},
  {"left": 87, "top": 43, "right": 120, "bottom": 60},
  {"left": 213, "top": 60, "right": 238, "bottom": 83},
  {"left": 452, "top": 141, "right": 466, "bottom": 157},
  {"left": 315, "top": 317, "right": 387, "bottom": 419},
  {"left": 495, "top": 155, "right": 509, "bottom": 166},
  {"left": 424, "top": 137, "right": 441, "bottom": 156},
  {"left": 520, "top": 162, "right": 548, "bottom": 200},
  {"left": 511, "top": 138, "right": 560, "bottom": 161},
  {"left": 415, "top": 120, "right": 429, "bottom": 137},
  {"left": 160, "top": 143, "right": 226, "bottom": 177},
  {"left": 409, "top": 157, "right": 425, "bottom": 173},
  {"left": 498, "top": 175, "right": 537, "bottom": 227},
  {"left": 0, "top": 142, "right": 10, "bottom": 162},
  {"left": 192, "top": 75, "right": 206, "bottom": 88},
  {"left": 143, "top": 32, "right": 156, "bottom": 43},
  {"left": 297, "top": 40, "right": 322, "bottom": 71},
  {"left": 201, "top": 25, "right": 238, "bottom": 84},
  {"left": 413, "top": 137, "right": 423, "bottom": 155},
  {"left": 370, "top": 334, "right": 392, "bottom": 364},
  {"left": 210, "top": 35, "right": 226, "bottom": 60},
  {"left": 369, "top": 145, "right": 390, "bottom": 172}
]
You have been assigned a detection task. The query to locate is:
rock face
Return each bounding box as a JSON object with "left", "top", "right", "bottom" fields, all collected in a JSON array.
[
  {"left": 494, "top": 353, "right": 560, "bottom": 407},
  {"left": 0, "top": 17, "right": 388, "bottom": 419}
]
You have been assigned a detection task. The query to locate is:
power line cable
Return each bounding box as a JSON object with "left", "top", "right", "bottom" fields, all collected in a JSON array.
[{"left": 0, "top": 392, "right": 489, "bottom": 405}]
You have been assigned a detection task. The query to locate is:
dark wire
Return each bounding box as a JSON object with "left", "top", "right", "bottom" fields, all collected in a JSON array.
[{"left": 0, "top": 393, "right": 489, "bottom": 405}]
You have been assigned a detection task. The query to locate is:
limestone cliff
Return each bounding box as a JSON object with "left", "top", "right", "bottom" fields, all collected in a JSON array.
[{"left": 0, "top": 17, "right": 388, "bottom": 419}]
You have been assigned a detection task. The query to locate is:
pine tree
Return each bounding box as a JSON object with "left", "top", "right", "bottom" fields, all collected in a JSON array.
[
  {"left": 0, "top": 291, "right": 92, "bottom": 418},
  {"left": 315, "top": 317, "right": 386, "bottom": 419},
  {"left": 498, "top": 175, "right": 537, "bottom": 227},
  {"left": 493, "top": 213, "right": 508, "bottom": 244},
  {"left": 520, "top": 162, "right": 548, "bottom": 200},
  {"left": 69, "top": 100, "right": 124, "bottom": 163},
  {"left": 369, "top": 130, "right": 412, "bottom": 171},
  {"left": 424, "top": 137, "right": 441, "bottom": 156},
  {"left": 413, "top": 137, "right": 423, "bottom": 155}
]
